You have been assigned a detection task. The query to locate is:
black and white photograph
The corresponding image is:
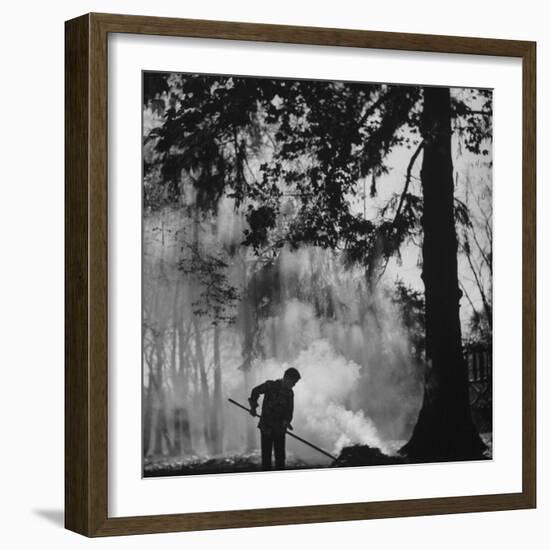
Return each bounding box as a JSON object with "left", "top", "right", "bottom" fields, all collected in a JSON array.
[
  {"left": 0, "top": 0, "right": 543, "bottom": 544},
  {"left": 141, "top": 71, "right": 493, "bottom": 477}
]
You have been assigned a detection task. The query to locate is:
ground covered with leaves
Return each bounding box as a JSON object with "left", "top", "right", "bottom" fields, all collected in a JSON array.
[
  {"left": 144, "top": 434, "right": 492, "bottom": 477},
  {"left": 143, "top": 450, "right": 321, "bottom": 477}
]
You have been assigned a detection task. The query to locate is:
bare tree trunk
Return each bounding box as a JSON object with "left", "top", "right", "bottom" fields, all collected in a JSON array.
[
  {"left": 142, "top": 339, "right": 156, "bottom": 457},
  {"left": 239, "top": 256, "right": 257, "bottom": 452},
  {"left": 172, "top": 323, "right": 184, "bottom": 456},
  {"left": 177, "top": 321, "right": 189, "bottom": 395},
  {"left": 271, "top": 318, "right": 278, "bottom": 359},
  {"left": 171, "top": 281, "right": 191, "bottom": 457},
  {"left": 153, "top": 332, "right": 173, "bottom": 456},
  {"left": 193, "top": 317, "right": 212, "bottom": 453},
  {"left": 464, "top": 246, "right": 493, "bottom": 329},
  {"left": 153, "top": 406, "right": 173, "bottom": 456},
  {"left": 175, "top": 321, "right": 193, "bottom": 453},
  {"left": 243, "top": 366, "right": 255, "bottom": 452},
  {"left": 173, "top": 407, "right": 193, "bottom": 454},
  {"left": 152, "top": 407, "right": 163, "bottom": 456},
  {"left": 142, "top": 379, "right": 154, "bottom": 457},
  {"left": 189, "top": 204, "right": 214, "bottom": 453},
  {"left": 211, "top": 324, "right": 223, "bottom": 454}
]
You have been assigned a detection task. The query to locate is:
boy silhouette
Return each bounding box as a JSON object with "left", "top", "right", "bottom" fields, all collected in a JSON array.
[{"left": 248, "top": 367, "right": 301, "bottom": 470}]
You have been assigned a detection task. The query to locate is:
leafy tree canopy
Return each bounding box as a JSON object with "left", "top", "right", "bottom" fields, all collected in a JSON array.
[{"left": 144, "top": 73, "right": 492, "bottom": 277}]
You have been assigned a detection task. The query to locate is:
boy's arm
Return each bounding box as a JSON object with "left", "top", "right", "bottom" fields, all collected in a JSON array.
[{"left": 248, "top": 381, "right": 268, "bottom": 415}]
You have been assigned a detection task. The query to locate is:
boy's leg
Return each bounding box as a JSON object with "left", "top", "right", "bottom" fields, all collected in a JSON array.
[
  {"left": 260, "top": 430, "right": 273, "bottom": 470},
  {"left": 274, "top": 431, "right": 286, "bottom": 470}
]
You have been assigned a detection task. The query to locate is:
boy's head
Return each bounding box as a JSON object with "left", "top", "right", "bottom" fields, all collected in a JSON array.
[{"left": 282, "top": 367, "right": 301, "bottom": 388}]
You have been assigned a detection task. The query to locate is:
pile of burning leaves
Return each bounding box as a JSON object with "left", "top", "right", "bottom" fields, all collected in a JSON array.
[
  {"left": 332, "top": 436, "right": 494, "bottom": 466},
  {"left": 331, "top": 444, "right": 404, "bottom": 468}
]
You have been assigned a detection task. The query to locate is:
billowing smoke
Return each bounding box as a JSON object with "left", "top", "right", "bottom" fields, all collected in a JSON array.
[
  {"left": 143, "top": 203, "right": 424, "bottom": 466},
  {"left": 257, "top": 339, "right": 387, "bottom": 459}
]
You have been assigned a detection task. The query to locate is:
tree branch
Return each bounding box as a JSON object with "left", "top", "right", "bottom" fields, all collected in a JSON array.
[
  {"left": 371, "top": 140, "right": 424, "bottom": 286},
  {"left": 392, "top": 139, "right": 424, "bottom": 232},
  {"left": 358, "top": 89, "right": 393, "bottom": 127}
]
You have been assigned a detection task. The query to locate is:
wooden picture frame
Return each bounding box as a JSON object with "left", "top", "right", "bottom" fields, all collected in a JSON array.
[{"left": 65, "top": 12, "right": 536, "bottom": 537}]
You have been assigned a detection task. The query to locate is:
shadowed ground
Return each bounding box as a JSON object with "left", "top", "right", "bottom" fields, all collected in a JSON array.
[{"left": 143, "top": 433, "right": 492, "bottom": 477}]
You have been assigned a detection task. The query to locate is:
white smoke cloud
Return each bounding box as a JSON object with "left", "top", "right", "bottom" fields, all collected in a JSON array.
[
  {"left": 309, "top": 403, "right": 384, "bottom": 455},
  {"left": 257, "top": 339, "right": 387, "bottom": 460}
]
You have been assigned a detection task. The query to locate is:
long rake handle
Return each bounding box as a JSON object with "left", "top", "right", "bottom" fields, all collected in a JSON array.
[{"left": 228, "top": 398, "right": 336, "bottom": 461}]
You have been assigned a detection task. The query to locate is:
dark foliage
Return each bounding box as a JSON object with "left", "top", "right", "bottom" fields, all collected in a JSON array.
[
  {"left": 392, "top": 280, "right": 425, "bottom": 359},
  {"left": 143, "top": 73, "right": 491, "bottom": 284},
  {"left": 178, "top": 244, "right": 240, "bottom": 325}
]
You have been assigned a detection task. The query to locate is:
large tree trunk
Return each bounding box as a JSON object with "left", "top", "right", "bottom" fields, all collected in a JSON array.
[{"left": 401, "top": 87, "right": 486, "bottom": 461}]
